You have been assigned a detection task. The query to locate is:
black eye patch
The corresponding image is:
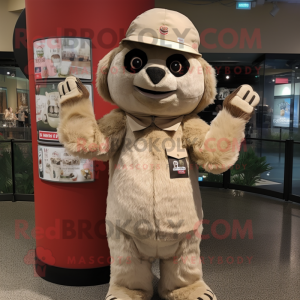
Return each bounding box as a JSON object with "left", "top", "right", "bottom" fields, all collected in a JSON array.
[
  {"left": 166, "top": 54, "right": 190, "bottom": 77},
  {"left": 124, "top": 49, "right": 148, "bottom": 73}
]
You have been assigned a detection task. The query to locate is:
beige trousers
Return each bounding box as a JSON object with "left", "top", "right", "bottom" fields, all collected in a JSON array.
[{"left": 106, "top": 227, "right": 217, "bottom": 300}]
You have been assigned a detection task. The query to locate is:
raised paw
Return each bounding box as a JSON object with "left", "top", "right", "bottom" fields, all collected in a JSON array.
[
  {"left": 58, "top": 76, "right": 89, "bottom": 104},
  {"left": 223, "top": 84, "right": 260, "bottom": 121},
  {"left": 197, "top": 289, "right": 216, "bottom": 300}
]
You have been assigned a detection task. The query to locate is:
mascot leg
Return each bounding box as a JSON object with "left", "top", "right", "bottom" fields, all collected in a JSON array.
[
  {"left": 158, "top": 233, "right": 217, "bottom": 300},
  {"left": 106, "top": 228, "right": 154, "bottom": 300}
]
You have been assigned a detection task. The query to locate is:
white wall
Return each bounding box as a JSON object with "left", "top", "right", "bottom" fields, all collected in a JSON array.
[
  {"left": 7, "top": 0, "right": 25, "bottom": 12},
  {"left": 156, "top": 0, "right": 300, "bottom": 54},
  {"left": 0, "top": 0, "right": 23, "bottom": 52}
]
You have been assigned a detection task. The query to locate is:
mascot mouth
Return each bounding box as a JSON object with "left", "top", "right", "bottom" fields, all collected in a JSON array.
[{"left": 134, "top": 86, "right": 176, "bottom": 99}]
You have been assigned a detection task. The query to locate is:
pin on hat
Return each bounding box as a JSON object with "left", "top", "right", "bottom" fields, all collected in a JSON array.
[{"left": 122, "top": 8, "right": 201, "bottom": 56}]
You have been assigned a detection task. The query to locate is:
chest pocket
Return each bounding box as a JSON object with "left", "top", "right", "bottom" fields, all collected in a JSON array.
[{"left": 165, "top": 142, "right": 189, "bottom": 179}]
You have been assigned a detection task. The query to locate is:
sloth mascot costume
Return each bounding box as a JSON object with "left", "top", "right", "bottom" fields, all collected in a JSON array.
[{"left": 58, "top": 8, "right": 259, "bottom": 300}]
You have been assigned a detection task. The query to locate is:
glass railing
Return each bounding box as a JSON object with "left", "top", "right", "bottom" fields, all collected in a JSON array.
[
  {"left": 0, "top": 138, "right": 299, "bottom": 203},
  {"left": 0, "top": 126, "right": 31, "bottom": 140},
  {"left": 230, "top": 139, "right": 285, "bottom": 193},
  {"left": 292, "top": 142, "right": 300, "bottom": 197},
  {"left": 199, "top": 138, "right": 300, "bottom": 204},
  {"left": 198, "top": 166, "right": 223, "bottom": 187},
  {"left": 0, "top": 139, "right": 34, "bottom": 201},
  {"left": 13, "top": 142, "right": 34, "bottom": 194},
  {"left": 0, "top": 141, "right": 13, "bottom": 194}
]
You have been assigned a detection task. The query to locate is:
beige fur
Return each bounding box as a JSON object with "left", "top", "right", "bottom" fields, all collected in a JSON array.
[
  {"left": 107, "top": 228, "right": 154, "bottom": 300},
  {"left": 223, "top": 84, "right": 259, "bottom": 121},
  {"left": 107, "top": 227, "right": 217, "bottom": 300},
  {"left": 106, "top": 121, "right": 203, "bottom": 242},
  {"left": 193, "top": 57, "right": 217, "bottom": 113},
  {"left": 58, "top": 100, "right": 126, "bottom": 160},
  {"left": 58, "top": 27, "right": 259, "bottom": 300},
  {"left": 165, "top": 281, "right": 217, "bottom": 300},
  {"left": 58, "top": 77, "right": 90, "bottom": 104},
  {"left": 96, "top": 43, "right": 217, "bottom": 115},
  {"left": 182, "top": 110, "right": 247, "bottom": 174},
  {"left": 97, "top": 42, "right": 206, "bottom": 117},
  {"left": 96, "top": 44, "right": 125, "bottom": 104}
]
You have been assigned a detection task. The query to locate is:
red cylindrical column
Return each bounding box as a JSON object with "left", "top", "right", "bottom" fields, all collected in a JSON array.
[{"left": 25, "top": 0, "right": 154, "bottom": 285}]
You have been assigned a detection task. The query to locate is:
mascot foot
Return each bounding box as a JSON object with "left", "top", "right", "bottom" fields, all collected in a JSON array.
[
  {"left": 105, "top": 284, "right": 152, "bottom": 300},
  {"left": 163, "top": 281, "right": 217, "bottom": 300}
]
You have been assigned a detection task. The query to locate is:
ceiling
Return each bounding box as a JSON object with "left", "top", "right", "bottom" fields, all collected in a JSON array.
[
  {"left": 202, "top": 53, "right": 263, "bottom": 65},
  {"left": 177, "top": 0, "right": 300, "bottom": 3}
]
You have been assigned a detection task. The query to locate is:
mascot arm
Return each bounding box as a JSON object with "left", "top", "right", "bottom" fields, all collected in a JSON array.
[
  {"left": 183, "top": 85, "right": 260, "bottom": 174},
  {"left": 57, "top": 76, "right": 126, "bottom": 161}
]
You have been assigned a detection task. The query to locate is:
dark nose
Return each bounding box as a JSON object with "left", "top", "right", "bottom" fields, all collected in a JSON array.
[{"left": 146, "top": 67, "right": 166, "bottom": 84}]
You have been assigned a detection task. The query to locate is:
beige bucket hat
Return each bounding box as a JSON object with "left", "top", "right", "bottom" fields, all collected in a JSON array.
[{"left": 122, "top": 8, "right": 201, "bottom": 56}]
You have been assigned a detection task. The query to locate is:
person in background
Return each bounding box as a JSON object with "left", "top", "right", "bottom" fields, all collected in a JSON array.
[
  {"left": 5, "top": 107, "right": 17, "bottom": 120},
  {"left": 15, "top": 108, "right": 18, "bottom": 122},
  {"left": 4, "top": 108, "right": 9, "bottom": 119},
  {"left": 17, "top": 106, "right": 25, "bottom": 127},
  {"left": 24, "top": 110, "right": 29, "bottom": 127},
  {"left": 4, "top": 107, "right": 17, "bottom": 127}
]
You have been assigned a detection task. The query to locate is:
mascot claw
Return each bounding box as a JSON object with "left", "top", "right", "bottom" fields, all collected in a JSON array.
[{"left": 58, "top": 76, "right": 89, "bottom": 103}]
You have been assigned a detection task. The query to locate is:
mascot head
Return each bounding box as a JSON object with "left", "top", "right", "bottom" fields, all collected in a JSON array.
[{"left": 97, "top": 8, "right": 216, "bottom": 117}]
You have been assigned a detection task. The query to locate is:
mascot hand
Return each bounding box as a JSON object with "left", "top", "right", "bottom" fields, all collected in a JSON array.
[
  {"left": 223, "top": 84, "right": 260, "bottom": 121},
  {"left": 58, "top": 76, "right": 89, "bottom": 104}
]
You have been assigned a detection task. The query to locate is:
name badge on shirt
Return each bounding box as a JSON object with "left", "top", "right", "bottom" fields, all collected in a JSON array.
[
  {"left": 165, "top": 147, "right": 189, "bottom": 179},
  {"left": 168, "top": 157, "right": 189, "bottom": 179}
]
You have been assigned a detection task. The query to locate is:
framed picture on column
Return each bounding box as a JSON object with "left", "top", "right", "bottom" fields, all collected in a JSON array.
[
  {"left": 38, "top": 144, "right": 94, "bottom": 183},
  {"left": 36, "top": 83, "right": 93, "bottom": 143},
  {"left": 0, "top": 87, "right": 8, "bottom": 116},
  {"left": 33, "top": 37, "right": 92, "bottom": 82},
  {"left": 16, "top": 89, "right": 29, "bottom": 112}
]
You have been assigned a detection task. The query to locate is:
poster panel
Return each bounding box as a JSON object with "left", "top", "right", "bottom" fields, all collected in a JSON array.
[
  {"left": 36, "top": 83, "right": 93, "bottom": 142},
  {"left": 294, "top": 96, "right": 299, "bottom": 128},
  {"left": 17, "top": 90, "right": 29, "bottom": 112},
  {"left": 33, "top": 37, "right": 92, "bottom": 81},
  {"left": 273, "top": 98, "right": 291, "bottom": 128},
  {"left": 38, "top": 144, "right": 94, "bottom": 183}
]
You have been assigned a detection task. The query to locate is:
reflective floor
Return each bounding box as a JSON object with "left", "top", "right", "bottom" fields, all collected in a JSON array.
[{"left": 0, "top": 187, "right": 299, "bottom": 300}]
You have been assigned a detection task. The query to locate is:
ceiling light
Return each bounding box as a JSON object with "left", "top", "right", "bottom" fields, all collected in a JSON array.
[
  {"left": 236, "top": 2, "right": 251, "bottom": 10},
  {"left": 270, "top": 2, "right": 279, "bottom": 17}
]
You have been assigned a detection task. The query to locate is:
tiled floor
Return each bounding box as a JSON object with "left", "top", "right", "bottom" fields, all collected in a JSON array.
[{"left": 0, "top": 187, "right": 300, "bottom": 300}]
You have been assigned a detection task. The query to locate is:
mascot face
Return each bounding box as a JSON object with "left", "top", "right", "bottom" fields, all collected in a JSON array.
[{"left": 107, "top": 42, "right": 205, "bottom": 117}]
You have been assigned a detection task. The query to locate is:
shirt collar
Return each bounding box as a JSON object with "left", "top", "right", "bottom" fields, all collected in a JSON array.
[{"left": 126, "top": 113, "right": 183, "bottom": 132}]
